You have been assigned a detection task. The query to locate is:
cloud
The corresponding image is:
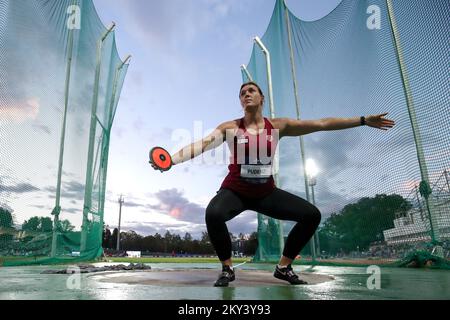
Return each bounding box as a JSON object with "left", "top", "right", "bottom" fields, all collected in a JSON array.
[
  {"left": 123, "top": 200, "right": 146, "bottom": 208},
  {"left": 123, "top": 220, "right": 203, "bottom": 238},
  {"left": 113, "top": 125, "right": 172, "bottom": 148},
  {"left": 44, "top": 186, "right": 56, "bottom": 193},
  {"left": 277, "top": 133, "right": 356, "bottom": 185},
  {"left": 116, "top": 0, "right": 232, "bottom": 50},
  {"left": 311, "top": 183, "right": 360, "bottom": 218},
  {"left": 0, "top": 182, "right": 40, "bottom": 194},
  {"left": 63, "top": 207, "right": 81, "bottom": 214},
  {"left": 32, "top": 123, "right": 51, "bottom": 135},
  {"left": 371, "top": 127, "right": 445, "bottom": 160},
  {"left": 112, "top": 126, "right": 126, "bottom": 139},
  {"left": 302, "top": 130, "right": 364, "bottom": 178},
  {"left": 42, "top": 180, "right": 85, "bottom": 201},
  {"left": 132, "top": 117, "right": 145, "bottom": 135},
  {"left": 93, "top": 0, "right": 249, "bottom": 87},
  {"left": 147, "top": 188, "right": 206, "bottom": 224},
  {"left": 105, "top": 192, "right": 149, "bottom": 209},
  {"left": 0, "top": 98, "right": 40, "bottom": 123},
  {"left": 129, "top": 72, "right": 143, "bottom": 88},
  {"left": 105, "top": 186, "right": 261, "bottom": 238},
  {"left": 62, "top": 171, "right": 80, "bottom": 179},
  {"left": 226, "top": 210, "right": 258, "bottom": 235},
  {"left": 31, "top": 204, "right": 51, "bottom": 210}
]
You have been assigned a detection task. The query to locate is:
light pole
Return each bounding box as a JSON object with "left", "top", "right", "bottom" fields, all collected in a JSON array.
[
  {"left": 116, "top": 195, "right": 124, "bottom": 251},
  {"left": 306, "top": 159, "right": 320, "bottom": 259}
]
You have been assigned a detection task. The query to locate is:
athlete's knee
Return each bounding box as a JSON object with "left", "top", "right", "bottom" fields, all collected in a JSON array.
[
  {"left": 306, "top": 205, "right": 321, "bottom": 227},
  {"left": 205, "top": 203, "right": 225, "bottom": 225}
]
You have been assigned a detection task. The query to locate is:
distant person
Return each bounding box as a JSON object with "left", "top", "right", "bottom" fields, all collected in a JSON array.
[{"left": 150, "top": 82, "right": 395, "bottom": 286}]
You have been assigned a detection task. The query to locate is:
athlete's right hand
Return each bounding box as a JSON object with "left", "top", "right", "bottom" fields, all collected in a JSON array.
[{"left": 149, "top": 146, "right": 173, "bottom": 172}]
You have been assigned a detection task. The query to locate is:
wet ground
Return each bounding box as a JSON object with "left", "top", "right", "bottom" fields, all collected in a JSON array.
[{"left": 0, "top": 263, "right": 449, "bottom": 300}]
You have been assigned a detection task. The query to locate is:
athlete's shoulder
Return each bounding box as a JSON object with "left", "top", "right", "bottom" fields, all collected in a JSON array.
[
  {"left": 217, "top": 119, "right": 241, "bottom": 131},
  {"left": 266, "top": 118, "right": 287, "bottom": 130}
]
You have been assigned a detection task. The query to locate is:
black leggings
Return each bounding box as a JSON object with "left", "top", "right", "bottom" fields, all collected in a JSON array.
[{"left": 205, "top": 188, "right": 321, "bottom": 262}]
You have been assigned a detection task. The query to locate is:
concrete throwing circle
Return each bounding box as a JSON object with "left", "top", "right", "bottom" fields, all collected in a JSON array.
[{"left": 91, "top": 269, "right": 335, "bottom": 287}]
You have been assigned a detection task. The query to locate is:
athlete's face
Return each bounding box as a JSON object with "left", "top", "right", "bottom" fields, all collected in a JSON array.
[{"left": 240, "top": 84, "right": 264, "bottom": 111}]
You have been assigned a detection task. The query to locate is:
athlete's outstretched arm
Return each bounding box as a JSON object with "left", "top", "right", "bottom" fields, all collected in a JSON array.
[
  {"left": 171, "top": 121, "right": 233, "bottom": 165},
  {"left": 277, "top": 113, "right": 395, "bottom": 137}
]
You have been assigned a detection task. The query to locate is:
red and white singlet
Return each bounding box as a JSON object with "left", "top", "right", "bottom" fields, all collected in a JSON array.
[{"left": 221, "top": 117, "right": 278, "bottom": 198}]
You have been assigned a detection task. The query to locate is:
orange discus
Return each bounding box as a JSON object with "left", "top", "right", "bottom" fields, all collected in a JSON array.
[{"left": 149, "top": 147, "right": 173, "bottom": 172}]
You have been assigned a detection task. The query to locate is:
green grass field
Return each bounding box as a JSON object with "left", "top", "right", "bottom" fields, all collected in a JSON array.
[
  {"left": 105, "top": 257, "right": 402, "bottom": 267},
  {"left": 107, "top": 257, "right": 252, "bottom": 264}
]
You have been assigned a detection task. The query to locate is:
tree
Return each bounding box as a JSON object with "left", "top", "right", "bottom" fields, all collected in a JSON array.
[
  {"left": 164, "top": 231, "right": 173, "bottom": 253},
  {"left": 243, "top": 232, "right": 258, "bottom": 256},
  {"left": 199, "top": 231, "right": 215, "bottom": 254},
  {"left": 22, "top": 216, "right": 53, "bottom": 233},
  {"left": 41, "top": 217, "right": 53, "bottom": 233},
  {"left": 183, "top": 232, "right": 192, "bottom": 242},
  {"left": 102, "top": 226, "right": 111, "bottom": 248},
  {"left": 0, "top": 207, "right": 14, "bottom": 228},
  {"left": 172, "top": 233, "right": 182, "bottom": 253},
  {"left": 22, "top": 217, "right": 40, "bottom": 232},
  {"left": 0, "top": 207, "right": 15, "bottom": 244},
  {"left": 201, "top": 231, "right": 210, "bottom": 243},
  {"left": 181, "top": 232, "right": 194, "bottom": 254},
  {"left": 319, "top": 194, "right": 412, "bottom": 254},
  {"left": 120, "top": 230, "right": 143, "bottom": 251},
  {"left": 152, "top": 233, "right": 164, "bottom": 253},
  {"left": 110, "top": 228, "right": 118, "bottom": 249},
  {"left": 58, "top": 219, "right": 75, "bottom": 233}
]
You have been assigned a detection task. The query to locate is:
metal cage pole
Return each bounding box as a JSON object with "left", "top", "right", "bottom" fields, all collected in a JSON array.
[
  {"left": 240, "top": 65, "right": 265, "bottom": 260},
  {"left": 386, "top": 0, "right": 438, "bottom": 243},
  {"left": 240, "top": 64, "right": 254, "bottom": 82},
  {"left": 51, "top": 0, "right": 78, "bottom": 257},
  {"left": 116, "top": 195, "right": 124, "bottom": 251},
  {"left": 254, "top": 36, "right": 285, "bottom": 257},
  {"left": 283, "top": 0, "right": 317, "bottom": 260},
  {"left": 80, "top": 22, "right": 116, "bottom": 252},
  {"left": 98, "top": 55, "right": 131, "bottom": 246}
]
